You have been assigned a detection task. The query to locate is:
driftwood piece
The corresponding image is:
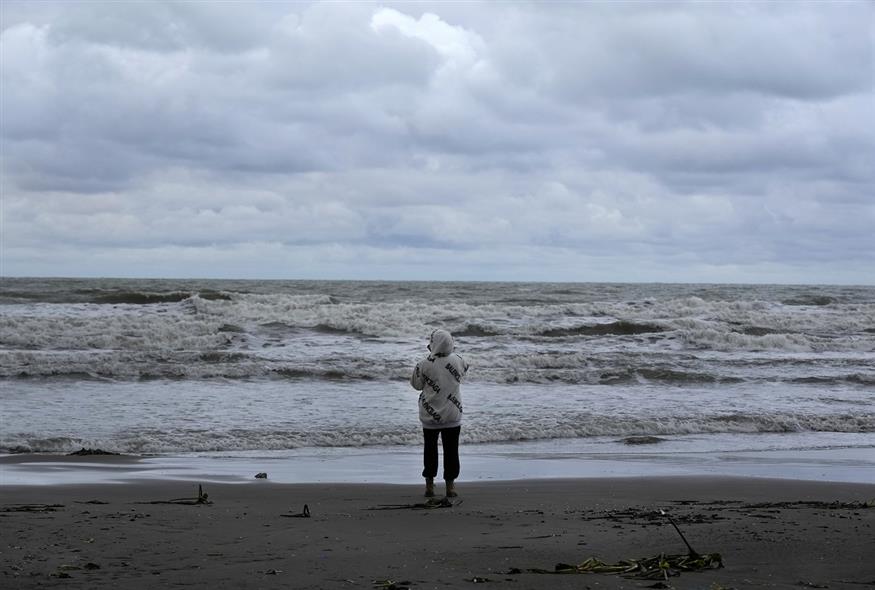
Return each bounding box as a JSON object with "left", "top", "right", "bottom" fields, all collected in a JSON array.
[
  {"left": 660, "top": 509, "right": 698, "bottom": 556},
  {"left": 137, "top": 484, "right": 212, "bottom": 505},
  {"left": 367, "top": 497, "right": 461, "bottom": 511},
  {"left": 280, "top": 504, "right": 311, "bottom": 518}
]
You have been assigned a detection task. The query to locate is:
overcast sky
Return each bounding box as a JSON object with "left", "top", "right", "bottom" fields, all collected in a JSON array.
[{"left": 1, "top": 1, "right": 873, "bottom": 284}]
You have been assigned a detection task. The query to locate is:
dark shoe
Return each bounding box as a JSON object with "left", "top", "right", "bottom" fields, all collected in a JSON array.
[
  {"left": 424, "top": 477, "right": 435, "bottom": 497},
  {"left": 445, "top": 480, "right": 458, "bottom": 498}
]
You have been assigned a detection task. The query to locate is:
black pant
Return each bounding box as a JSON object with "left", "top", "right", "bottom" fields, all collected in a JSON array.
[{"left": 422, "top": 426, "right": 461, "bottom": 481}]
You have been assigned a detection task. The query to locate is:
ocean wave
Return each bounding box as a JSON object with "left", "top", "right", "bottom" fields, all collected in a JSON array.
[
  {"left": 4, "top": 412, "right": 872, "bottom": 455},
  {"left": 0, "top": 288, "right": 233, "bottom": 305},
  {"left": 0, "top": 430, "right": 420, "bottom": 455},
  {"left": 311, "top": 323, "right": 359, "bottom": 335},
  {"left": 0, "top": 314, "right": 228, "bottom": 352},
  {"left": 635, "top": 368, "right": 744, "bottom": 384},
  {"left": 478, "top": 365, "right": 745, "bottom": 386},
  {"left": 3, "top": 346, "right": 871, "bottom": 388},
  {"left": 677, "top": 328, "right": 816, "bottom": 352},
  {"left": 782, "top": 295, "right": 838, "bottom": 306},
  {"left": 92, "top": 291, "right": 233, "bottom": 305},
  {"left": 274, "top": 367, "right": 380, "bottom": 381},
  {"left": 733, "top": 326, "right": 779, "bottom": 336},
  {"left": 0, "top": 290, "right": 47, "bottom": 304},
  {"left": 3, "top": 288, "right": 874, "bottom": 350},
  {"left": 790, "top": 374, "right": 875, "bottom": 386},
  {"left": 3, "top": 287, "right": 874, "bottom": 386},
  {"left": 537, "top": 321, "right": 667, "bottom": 338},
  {"left": 454, "top": 324, "right": 500, "bottom": 337}
]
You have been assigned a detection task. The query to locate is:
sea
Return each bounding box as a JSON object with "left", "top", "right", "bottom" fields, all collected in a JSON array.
[{"left": 1, "top": 278, "right": 873, "bottom": 485}]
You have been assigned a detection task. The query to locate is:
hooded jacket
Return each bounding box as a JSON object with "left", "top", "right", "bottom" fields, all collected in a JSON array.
[{"left": 410, "top": 329, "right": 469, "bottom": 429}]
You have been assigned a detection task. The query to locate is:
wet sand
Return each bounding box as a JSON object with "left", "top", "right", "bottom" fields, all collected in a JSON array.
[{"left": 2, "top": 474, "right": 874, "bottom": 589}]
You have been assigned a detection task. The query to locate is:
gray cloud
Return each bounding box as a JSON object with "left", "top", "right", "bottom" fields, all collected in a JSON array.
[{"left": 1, "top": 0, "right": 872, "bottom": 283}]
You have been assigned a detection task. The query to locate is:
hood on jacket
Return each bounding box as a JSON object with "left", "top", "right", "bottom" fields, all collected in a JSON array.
[{"left": 428, "top": 329, "right": 454, "bottom": 356}]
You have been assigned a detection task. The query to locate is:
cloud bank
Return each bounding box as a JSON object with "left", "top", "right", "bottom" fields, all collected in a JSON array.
[{"left": 2, "top": 1, "right": 873, "bottom": 283}]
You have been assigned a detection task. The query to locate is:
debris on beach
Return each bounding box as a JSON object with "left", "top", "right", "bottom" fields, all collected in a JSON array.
[
  {"left": 577, "top": 552, "right": 722, "bottom": 578},
  {"left": 739, "top": 499, "right": 875, "bottom": 510},
  {"left": 281, "top": 504, "right": 311, "bottom": 518},
  {"left": 373, "top": 579, "right": 412, "bottom": 590},
  {"left": 509, "top": 552, "right": 723, "bottom": 580},
  {"left": 509, "top": 508, "right": 722, "bottom": 581},
  {"left": 367, "top": 497, "right": 461, "bottom": 511},
  {"left": 254, "top": 472, "right": 268, "bottom": 479},
  {"left": 138, "top": 484, "right": 212, "bottom": 505},
  {"left": 67, "top": 448, "right": 120, "bottom": 456}
]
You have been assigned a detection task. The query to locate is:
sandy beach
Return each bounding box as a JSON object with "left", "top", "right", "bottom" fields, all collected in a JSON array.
[{"left": 2, "top": 463, "right": 874, "bottom": 590}]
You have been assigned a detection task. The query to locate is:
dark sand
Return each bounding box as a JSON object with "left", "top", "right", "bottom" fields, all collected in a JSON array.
[{"left": 1, "top": 473, "right": 874, "bottom": 589}]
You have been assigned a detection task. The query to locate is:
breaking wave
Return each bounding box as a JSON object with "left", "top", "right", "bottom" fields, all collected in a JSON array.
[
  {"left": 4, "top": 413, "right": 873, "bottom": 455},
  {"left": 2, "top": 281, "right": 873, "bottom": 385},
  {"left": 454, "top": 324, "right": 500, "bottom": 337},
  {"left": 2, "top": 344, "right": 871, "bottom": 387},
  {"left": 790, "top": 374, "right": 875, "bottom": 387},
  {"left": 782, "top": 295, "right": 838, "bottom": 306},
  {"left": 92, "top": 291, "right": 233, "bottom": 305},
  {"left": 537, "top": 321, "right": 667, "bottom": 337}
]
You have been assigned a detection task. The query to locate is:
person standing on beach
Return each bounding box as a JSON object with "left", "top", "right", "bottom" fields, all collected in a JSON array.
[{"left": 410, "top": 329, "right": 469, "bottom": 498}]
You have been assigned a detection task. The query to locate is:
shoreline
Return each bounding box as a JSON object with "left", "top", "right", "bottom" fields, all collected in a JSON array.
[
  {"left": 1, "top": 476, "right": 873, "bottom": 589},
  {"left": 3, "top": 441, "right": 874, "bottom": 487}
]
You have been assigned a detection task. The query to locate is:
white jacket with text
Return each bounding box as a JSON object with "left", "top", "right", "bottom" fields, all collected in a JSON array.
[{"left": 410, "top": 329, "right": 469, "bottom": 429}]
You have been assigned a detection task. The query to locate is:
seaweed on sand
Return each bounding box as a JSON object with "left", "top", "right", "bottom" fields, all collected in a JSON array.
[{"left": 508, "top": 509, "right": 723, "bottom": 581}]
